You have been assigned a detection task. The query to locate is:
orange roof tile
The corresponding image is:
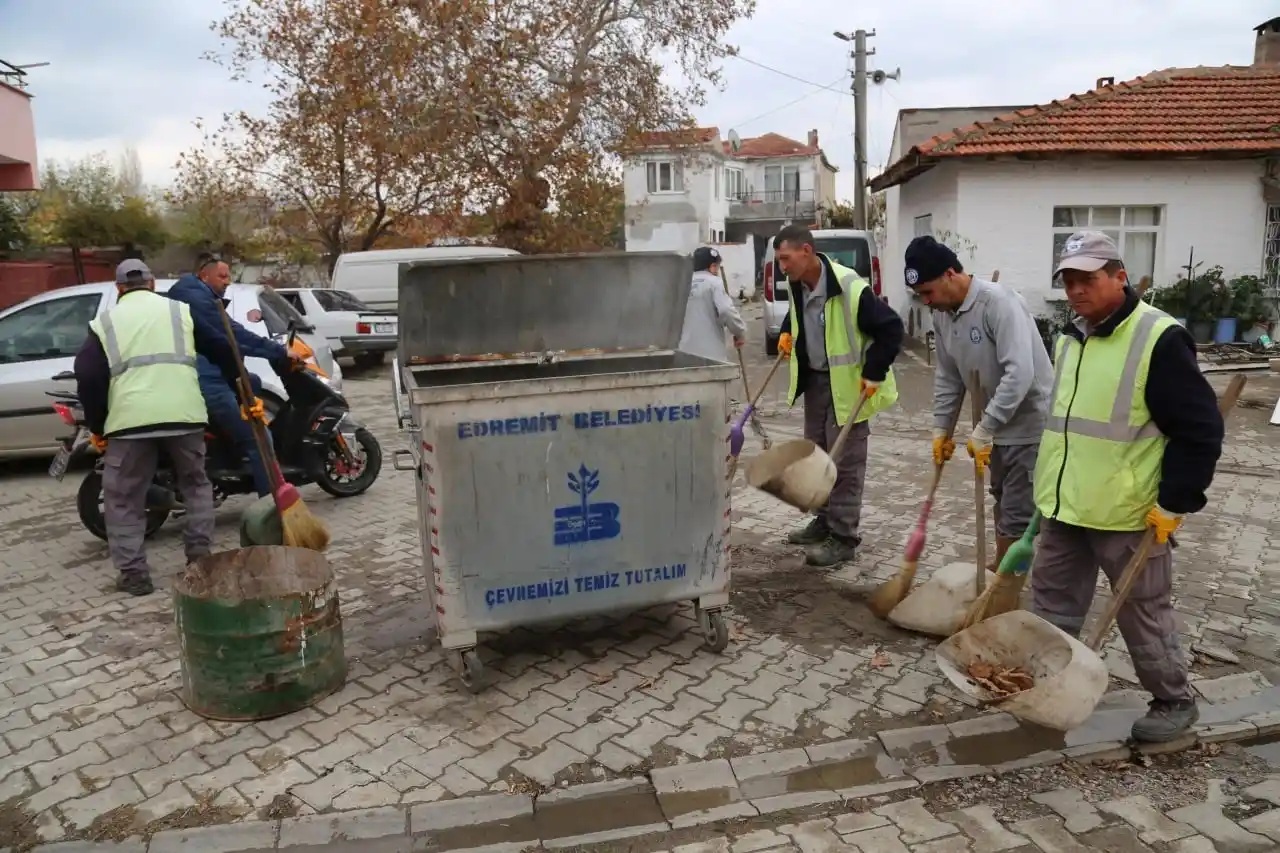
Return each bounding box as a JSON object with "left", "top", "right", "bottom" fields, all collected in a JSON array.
[
  {"left": 871, "top": 65, "right": 1280, "bottom": 191},
  {"left": 723, "top": 132, "right": 820, "bottom": 158},
  {"left": 632, "top": 126, "right": 722, "bottom": 149}
]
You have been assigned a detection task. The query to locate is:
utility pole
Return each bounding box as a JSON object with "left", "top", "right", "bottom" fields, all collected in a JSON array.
[{"left": 834, "top": 30, "right": 900, "bottom": 231}]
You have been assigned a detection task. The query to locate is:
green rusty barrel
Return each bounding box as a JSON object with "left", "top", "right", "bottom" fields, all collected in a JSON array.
[{"left": 175, "top": 546, "right": 347, "bottom": 721}]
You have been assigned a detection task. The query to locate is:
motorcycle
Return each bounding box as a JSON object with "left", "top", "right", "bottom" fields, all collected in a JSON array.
[{"left": 48, "top": 355, "right": 382, "bottom": 542}]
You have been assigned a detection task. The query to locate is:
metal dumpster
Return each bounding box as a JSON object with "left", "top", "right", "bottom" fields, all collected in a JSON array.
[{"left": 390, "top": 252, "right": 741, "bottom": 689}]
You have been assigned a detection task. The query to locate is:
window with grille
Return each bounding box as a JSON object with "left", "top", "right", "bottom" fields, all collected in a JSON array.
[
  {"left": 1263, "top": 205, "right": 1280, "bottom": 295},
  {"left": 913, "top": 214, "right": 933, "bottom": 238},
  {"left": 1050, "top": 206, "right": 1162, "bottom": 287}
]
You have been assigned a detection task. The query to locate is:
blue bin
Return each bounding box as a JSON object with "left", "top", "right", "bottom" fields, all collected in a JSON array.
[{"left": 1213, "top": 317, "right": 1238, "bottom": 343}]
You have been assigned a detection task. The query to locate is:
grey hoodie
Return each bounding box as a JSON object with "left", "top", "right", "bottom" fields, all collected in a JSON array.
[
  {"left": 678, "top": 270, "right": 747, "bottom": 362},
  {"left": 931, "top": 277, "right": 1053, "bottom": 445}
]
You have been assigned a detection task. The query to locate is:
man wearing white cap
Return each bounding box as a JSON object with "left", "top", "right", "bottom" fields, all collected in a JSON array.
[
  {"left": 74, "top": 260, "right": 242, "bottom": 596},
  {"left": 1031, "top": 231, "right": 1225, "bottom": 742}
]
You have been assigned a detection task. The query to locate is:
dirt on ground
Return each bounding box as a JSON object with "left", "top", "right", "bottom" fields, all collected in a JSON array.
[
  {"left": 261, "top": 793, "right": 302, "bottom": 821},
  {"left": 0, "top": 799, "right": 40, "bottom": 853}
]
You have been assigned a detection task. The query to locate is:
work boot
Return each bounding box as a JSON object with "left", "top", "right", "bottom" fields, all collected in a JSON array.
[
  {"left": 805, "top": 536, "right": 858, "bottom": 569},
  {"left": 116, "top": 572, "right": 155, "bottom": 597},
  {"left": 1131, "top": 698, "right": 1199, "bottom": 743},
  {"left": 787, "top": 518, "right": 830, "bottom": 546}
]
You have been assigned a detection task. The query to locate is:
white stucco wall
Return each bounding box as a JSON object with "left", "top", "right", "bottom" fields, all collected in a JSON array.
[
  {"left": 883, "top": 162, "right": 961, "bottom": 334},
  {"left": 623, "top": 152, "right": 724, "bottom": 254},
  {"left": 888, "top": 158, "right": 1269, "bottom": 331}
]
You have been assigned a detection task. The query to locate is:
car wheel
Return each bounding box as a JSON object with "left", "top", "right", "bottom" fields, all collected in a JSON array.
[
  {"left": 353, "top": 352, "right": 386, "bottom": 370},
  {"left": 765, "top": 334, "right": 779, "bottom": 357}
]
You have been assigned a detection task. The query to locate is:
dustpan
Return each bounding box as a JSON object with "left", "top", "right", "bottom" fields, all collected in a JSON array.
[
  {"left": 934, "top": 609, "right": 1110, "bottom": 731},
  {"left": 887, "top": 561, "right": 995, "bottom": 637}
]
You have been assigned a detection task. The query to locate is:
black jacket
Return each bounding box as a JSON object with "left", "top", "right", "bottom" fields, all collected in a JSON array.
[
  {"left": 74, "top": 290, "right": 244, "bottom": 437},
  {"left": 1057, "top": 286, "right": 1224, "bottom": 515},
  {"left": 786, "top": 253, "right": 904, "bottom": 397}
]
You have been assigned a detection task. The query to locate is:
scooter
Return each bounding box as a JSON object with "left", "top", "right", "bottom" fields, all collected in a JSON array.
[{"left": 48, "top": 355, "right": 382, "bottom": 541}]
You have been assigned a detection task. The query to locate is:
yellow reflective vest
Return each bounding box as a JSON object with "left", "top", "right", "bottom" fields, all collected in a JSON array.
[
  {"left": 786, "top": 256, "right": 898, "bottom": 424},
  {"left": 1033, "top": 301, "right": 1178, "bottom": 531},
  {"left": 87, "top": 290, "right": 207, "bottom": 436}
]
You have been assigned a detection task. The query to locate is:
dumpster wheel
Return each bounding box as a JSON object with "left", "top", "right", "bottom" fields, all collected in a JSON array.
[
  {"left": 700, "top": 609, "right": 731, "bottom": 653},
  {"left": 451, "top": 649, "right": 485, "bottom": 693}
]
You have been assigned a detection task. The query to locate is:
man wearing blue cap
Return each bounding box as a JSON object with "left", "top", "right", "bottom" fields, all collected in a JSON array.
[{"left": 903, "top": 235, "right": 1053, "bottom": 570}]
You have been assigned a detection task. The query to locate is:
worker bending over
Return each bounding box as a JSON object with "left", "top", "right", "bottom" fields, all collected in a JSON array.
[
  {"left": 775, "top": 225, "right": 904, "bottom": 568},
  {"left": 903, "top": 236, "right": 1053, "bottom": 568},
  {"left": 1033, "top": 231, "right": 1224, "bottom": 743}
]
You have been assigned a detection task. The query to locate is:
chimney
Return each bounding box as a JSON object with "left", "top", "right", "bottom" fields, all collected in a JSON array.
[
  {"left": 807, "top": 129, "right": 819, "bottom": 148},
  {"left": 1256, "top": 17, "right": 1280, "bottom": 66},
  {"left": 1096, "top": 76, "right": 1114, "bottom": 89}
]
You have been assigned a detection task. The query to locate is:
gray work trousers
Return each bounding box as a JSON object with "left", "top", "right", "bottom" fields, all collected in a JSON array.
[
  {"left": 1030, "top": 517, "right": 1189, "bottom": 702},
  {"left": 802, "top": 372, "right": 871, "bottom": 542},
  {"left": 104, "top": 432, "right": 215, "bottom": 578},
  {"left": 989, "top": 443, "right": 1038, "bottom": 538}
]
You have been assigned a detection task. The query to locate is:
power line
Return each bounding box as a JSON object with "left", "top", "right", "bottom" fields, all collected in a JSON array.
[
  {"left": 727, "top": 53, "right": 852, "bottom": 96},
  {"left": 728, "top": 75, "right": 848, "bottom": 130}
]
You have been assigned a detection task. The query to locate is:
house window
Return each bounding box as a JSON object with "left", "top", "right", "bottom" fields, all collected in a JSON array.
[
  {"left": 764, "top": 165, "right": 801, "bottom": 201},
  {"left": 913, "top": 214, "right": 933, "bottom": 238},
  {"left": 1051, "top": 205, "right": 1162, "bottom": 288},
  {"left": 726, "top": 168, "right": 746, "bottom": 200},
  {"left": 1263, "top": 205, "right": 1280, "bottom": 294},
  {"left": 646, "top": 160, "right": 682, "bottom": 194},
  {"left": 714, "top": 168, "right": 720, "bottom": 200}
]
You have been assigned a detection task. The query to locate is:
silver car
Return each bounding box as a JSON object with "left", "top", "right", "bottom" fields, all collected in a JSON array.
[
  {"left": 0, "top": 280, "right": 343, "bottom": 459},
  {"left": 761, "top": 229, "right": 883, "bottom": 356}
]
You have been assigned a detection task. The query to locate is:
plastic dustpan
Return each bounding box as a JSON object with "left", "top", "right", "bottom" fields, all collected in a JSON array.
[
  {"left": 934, "top": 609, "right": 1109, "bottom": 732},
  {"left": 888, "top": 561, "right": 995, "bottom": 638}
]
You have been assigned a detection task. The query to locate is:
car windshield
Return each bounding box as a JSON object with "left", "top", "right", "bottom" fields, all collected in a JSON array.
[
  {"left": 312, "top": 289, "right": 371, "bottom": 312},
  {"left": 257, "top": 288, "right": 312, "bottom": 336},
  {"left": 814, "top": 238, "right": 872, "bottom": 278}
]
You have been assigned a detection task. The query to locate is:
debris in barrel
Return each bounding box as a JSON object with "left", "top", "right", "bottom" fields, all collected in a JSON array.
[{"left": 174, "top": 546, "right": 347, "bottom": 722}]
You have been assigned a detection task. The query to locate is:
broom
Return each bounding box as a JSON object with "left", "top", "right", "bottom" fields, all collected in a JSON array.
[
  {"left": 867, "top": 390, "right": 967, "bottom": 618},
  {"left": 215, "top": 301, "right": 330, "bottom": 552}
]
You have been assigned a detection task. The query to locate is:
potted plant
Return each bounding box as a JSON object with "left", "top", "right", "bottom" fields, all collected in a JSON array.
[
  {"left": 1149, "top": 279, "right": 1189, "bottom": 325},
  {"left": 1230, "top": 275, "right": 1273, "bottom": 343},
  {"left": 1182, "top": 265, "right": 1227, "bottom": 344}
]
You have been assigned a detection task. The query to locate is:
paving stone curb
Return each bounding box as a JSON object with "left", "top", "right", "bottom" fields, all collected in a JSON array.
[{"left": 31, "top": 680, "right": 1277, "bottom": 853}]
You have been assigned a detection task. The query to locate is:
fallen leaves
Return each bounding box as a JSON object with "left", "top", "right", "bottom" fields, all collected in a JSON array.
[
  {"left": 966, "top": 660, "right": 1035, "bottom": 698},
  {"left": 870, "top": 651, "right": 893, "bottom": 669}
]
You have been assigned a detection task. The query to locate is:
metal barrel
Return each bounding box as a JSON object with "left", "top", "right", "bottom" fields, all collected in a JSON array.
[{"left": 174, "top": 546, "right": 347, "bottom": 722}]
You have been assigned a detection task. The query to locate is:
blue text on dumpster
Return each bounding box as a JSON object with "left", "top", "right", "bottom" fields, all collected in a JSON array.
[
  {"left": 553, "top": 464, "right": 620, "bottom": 546},
  {"left": 482, "top": 564, "right": 688, "bottom": 609},
  {"left": 456, "top": 403, "right": 701, "bottom": 440}
]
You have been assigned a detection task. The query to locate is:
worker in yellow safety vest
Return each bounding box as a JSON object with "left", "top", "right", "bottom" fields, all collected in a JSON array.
[
  {"left": 1031, "top": 231, "right": 1225, "bottom": 743},
  {"left": 73, "top": 260, "right": 244, "bottom": 596},
  {"left": 773, "top": 224, "right": 905, "bottom": 568}
]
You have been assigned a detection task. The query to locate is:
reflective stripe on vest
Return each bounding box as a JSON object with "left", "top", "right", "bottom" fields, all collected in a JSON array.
[
  {"left": 1044, "top": 309, "right": 1165, "bottom": 443},
  {"left": 1034, "top": 302, "right": 1175, "bottom": 531},
  {"left": 98, "top": 298, "right": 196, "bottom": 378},
  {"left": 786, "top": 257, "right": 898, "bottom": 424}
]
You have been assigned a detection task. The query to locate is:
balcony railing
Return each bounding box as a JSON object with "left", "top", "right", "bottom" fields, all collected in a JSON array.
[{"left": 728, "top": 188, "right": 817, "bottom": 221}]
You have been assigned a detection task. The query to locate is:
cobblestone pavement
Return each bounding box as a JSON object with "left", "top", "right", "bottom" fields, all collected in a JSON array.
[{"left": 1, "top": 304, "right": 1279, "bottom": 845}]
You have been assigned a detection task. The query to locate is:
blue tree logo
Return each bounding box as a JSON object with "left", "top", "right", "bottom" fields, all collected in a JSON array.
[{"left": 554, "top": 464, "right": 621, "bottom": 546}]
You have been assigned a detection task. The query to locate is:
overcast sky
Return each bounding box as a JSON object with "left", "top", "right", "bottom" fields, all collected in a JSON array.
[{"left": 1, "top": 0, "right": 1273, "bottom": 199}]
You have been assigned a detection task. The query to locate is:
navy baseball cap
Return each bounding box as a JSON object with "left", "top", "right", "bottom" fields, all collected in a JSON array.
[
  {"left": 903, "top": 236, "right": 959, "bottom": 288},
  {"left": 693, "top": 246, "right": 722, "bottom": 272}
]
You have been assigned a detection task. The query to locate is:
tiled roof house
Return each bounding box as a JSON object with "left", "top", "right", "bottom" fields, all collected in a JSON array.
[{"left": 876, "top": 17, "right": 1280, "bottom": 334}]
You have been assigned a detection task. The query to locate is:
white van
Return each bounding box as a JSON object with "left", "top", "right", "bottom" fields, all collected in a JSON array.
[
  {"left": 760, "top": 229, "right": 882, "bottom": 356},
  {"left": 329, "top": 246, "right": 520, "bottom": 312}
]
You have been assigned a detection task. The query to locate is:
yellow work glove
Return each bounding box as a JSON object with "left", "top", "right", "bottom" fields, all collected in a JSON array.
[
  {"left": 1145, "top": 505, "right": 1182, "bottom": 544},
  {"left": 241, "top": 398, "right": 266, "bottom": 423},
  {"left": 966, "top": 424, "right": 993, "bottom": 474},
  {"left": 777, "top": 332, "right": 793, "bottom": 359},
  {"left": 89, "top": 434, "right": 107, "bottom": 453},
  {"left": 931, "top": 428, "right": 955, "bottom": 466}
]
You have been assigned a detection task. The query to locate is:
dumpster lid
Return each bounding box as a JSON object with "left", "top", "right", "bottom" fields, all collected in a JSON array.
[{"left": 396, "top": 252, "right": 692, "bottom": 364}]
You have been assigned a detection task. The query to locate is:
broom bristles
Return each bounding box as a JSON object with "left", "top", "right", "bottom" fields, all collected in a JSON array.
[
  {"left": 867, "top": 559, "right": 918, "bottom": 619},
  {"left": 281, "top": 500, "right": 331, "bottom": 551}
]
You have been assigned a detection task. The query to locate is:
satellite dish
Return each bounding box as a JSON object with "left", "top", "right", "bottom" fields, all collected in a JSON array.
[{"left": 727, "top": 129, "right": 742, "bottom": 154}]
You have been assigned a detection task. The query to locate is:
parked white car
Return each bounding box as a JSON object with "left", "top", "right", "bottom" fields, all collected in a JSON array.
[
  {"left": 276, "top": 288, "right": 397, "bottom": 369},
  {"left": 0, "top": 280, "right": 342, "bottom": 459},
  {"left": 330, "top": 245, "right": 520, "bottom": 312},
  {"left": 761, "top": 229, "right": 883, "bottom": 356}
]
